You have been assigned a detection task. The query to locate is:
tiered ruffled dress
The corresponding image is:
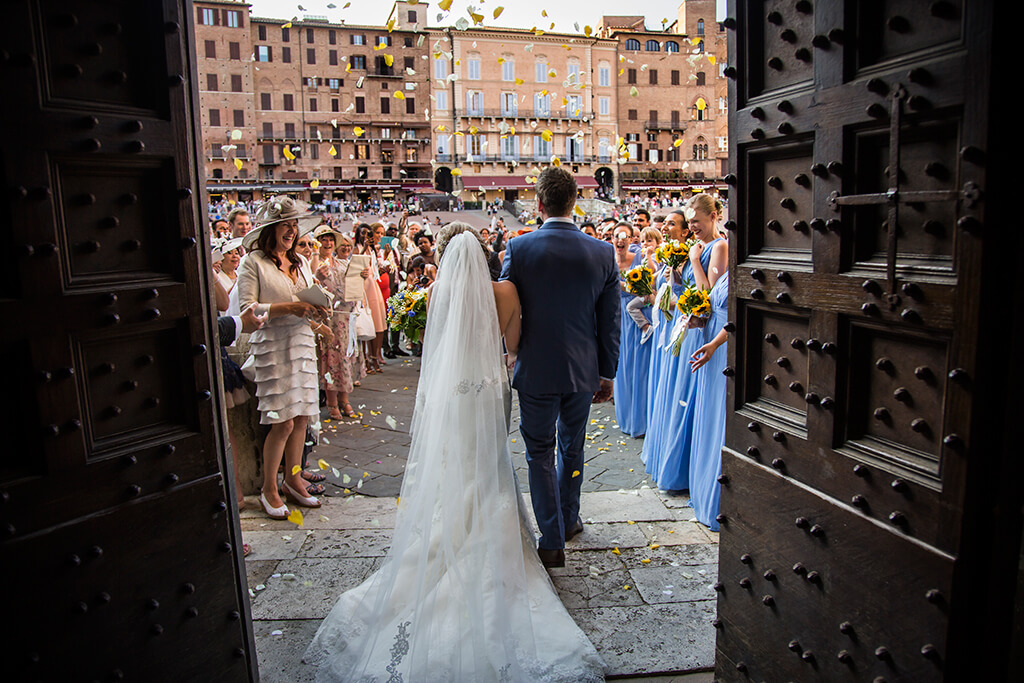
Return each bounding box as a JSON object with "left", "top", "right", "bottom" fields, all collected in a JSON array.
[{"left": 238, "top": 251, "right": 320, "bottom": 425}]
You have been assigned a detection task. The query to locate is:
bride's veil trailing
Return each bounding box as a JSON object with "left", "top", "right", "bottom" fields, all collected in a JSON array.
[{"left": 305, "top": 231, "right": 604, "bottom": 682}]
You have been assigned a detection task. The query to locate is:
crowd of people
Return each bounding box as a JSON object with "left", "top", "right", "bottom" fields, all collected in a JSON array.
[{"left": 210, "top": 184, "right": 729, "bottom": 546}]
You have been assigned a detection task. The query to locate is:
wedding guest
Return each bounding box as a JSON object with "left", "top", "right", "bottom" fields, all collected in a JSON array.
[
  {"left": 228, "top": 207, "right": 252, "bottom": 240},
  {"left": 314, "top": 227, "right": 363, "bottom": 419},
  {"left": 294, "top": 232, "right": 319, "bottom": 274},
  {"left": 354, "top": 224, "right": 388, "bottom": 374},
  {"left": 640, "top": 210, "right": 692, "bottom": 471},
  {"left": 237, "top": 197, "right": 328, "bottom": 519},
  {"left": 413, "top": 230, "right": 436, "bottom": 267},
  {"left": 643, "top": 199, "right": 725, "bottom": 491},
  {"left": 632, "top": 208, "right": 651, "bottom": 234},
  {"left": 613, "top": 225, "right": 653, "bottom": 438},
  {"left": 687, "top": 269, "right": 730, "bottom": 531}
]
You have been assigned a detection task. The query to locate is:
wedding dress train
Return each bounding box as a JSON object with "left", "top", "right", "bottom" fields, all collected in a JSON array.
[{"left": 305, "top": 232, "right": 605, "bottom": 682}]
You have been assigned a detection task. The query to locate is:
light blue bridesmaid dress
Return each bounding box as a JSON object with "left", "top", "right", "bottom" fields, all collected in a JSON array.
[
  {"left": 641, "top": 239, "right": 721, "bottom": 489},
  {"left": 688, "top": 271, "right": 729, "bottom": 531},
  {"left": 614, "top": 252, "right": 653, "bottom": 438},
  {"left": 640, "top": 264, "right": 686, "bottom": 467}
]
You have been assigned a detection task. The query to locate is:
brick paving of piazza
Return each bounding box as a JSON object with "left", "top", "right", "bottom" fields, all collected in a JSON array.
[{"left": 242, "top": 349, "right": 719, "bottom": 681}]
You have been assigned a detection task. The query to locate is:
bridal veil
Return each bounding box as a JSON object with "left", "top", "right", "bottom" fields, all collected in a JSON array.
[{"left": 305, "top": 231, "right": 605, "bottom": 682}]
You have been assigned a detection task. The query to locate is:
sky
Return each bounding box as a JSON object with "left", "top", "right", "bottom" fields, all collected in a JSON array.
[{"left": 248, "top": 0, "right": 726, "bottom": 34}]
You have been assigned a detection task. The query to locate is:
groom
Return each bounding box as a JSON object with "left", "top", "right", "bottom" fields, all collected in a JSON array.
[{"left": 500, "top": 168, "right": 621, "bottom": 568}]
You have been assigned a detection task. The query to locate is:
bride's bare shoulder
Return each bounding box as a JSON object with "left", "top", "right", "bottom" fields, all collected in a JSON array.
[{"left": 492, "top": 279, "right": 518, "bottom": 302}]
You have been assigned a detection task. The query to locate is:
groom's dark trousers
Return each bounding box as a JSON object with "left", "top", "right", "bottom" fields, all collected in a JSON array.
[
  {"left": 518, "top": 390, "right": 593, "bottom": 549},
  {"left": 500, "top": 216, "right": 621, "bottom": 551}
]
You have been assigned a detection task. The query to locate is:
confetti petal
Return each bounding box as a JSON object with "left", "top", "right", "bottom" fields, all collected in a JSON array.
[
  {"left": 393, "top": 90, "right": 405, "bottom": 99},
  {"left": 492, "top": 6, "right": 504, "bottom": 19},
  {"left": 353, "top": 126, "right": 365, "bottom": 136},
  {"left": 310, "top": 178, "right": 319, "bottom": 189},
  {"left": 571, "top": 470, "right": 581, "bottom": 478},
  {"left": 317, "top": 458, "right": 330, "bottom": 471},
  {"left": 287, "top": 508, "right": 304, "bottom": 526},
  {"left": 328, "top": 145, "right": 337, "bottom": 156},
  {"left": 574, "top": 205, "right": 585, "bottom": 217},
  {"left": 611, "top": 547, "right": 621, "bottom": 555},
  {"left": 291, "top": 465, "right": 302, "bottom": 475},
  {"left": 234, "top": 158, "right": 244, "bottom": 170},
  {"left": 282, "top": 146, "right": 296, "bottom": 160}
]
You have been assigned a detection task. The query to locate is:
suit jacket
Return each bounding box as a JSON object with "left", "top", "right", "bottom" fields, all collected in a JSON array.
[
  {"left": 500, "top": 217, "right": 621, "bottom": 394},
  {"left": 217, "top": 316, "right": 240, "bottom": 348}
]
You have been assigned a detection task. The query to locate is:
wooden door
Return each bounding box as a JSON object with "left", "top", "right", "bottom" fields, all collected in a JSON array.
[
  {"left": 716, "top": 1, "right": 1021, "bottom": 680},
  {"left": 0, "top": 1, "right": 256, "bottom": 679}
]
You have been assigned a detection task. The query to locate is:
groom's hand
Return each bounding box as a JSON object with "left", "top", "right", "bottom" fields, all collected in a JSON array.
[{"left": 592, "top": 379, "right": 614, "bottom": 404}]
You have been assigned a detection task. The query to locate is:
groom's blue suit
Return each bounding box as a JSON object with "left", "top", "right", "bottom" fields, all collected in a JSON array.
[{"left": 500, "top": 217, "right": 621, "bottom": 550}]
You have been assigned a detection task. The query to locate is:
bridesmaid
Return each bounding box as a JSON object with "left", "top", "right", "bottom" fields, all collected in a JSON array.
[
  {"left": 613, "top": 224, "right": 653, "bottom": 438},
  {"left": 640, "top": 210, "right": 690, "bottom": 472},
  {"left": 651, "top": 194, "right": 727, "bottom": 492},
  {"left": 687, "top": 269, "right": 730, "bottom": 531},
  {"left": 354, "top": 224, "right": 388, "bottom": 374}
]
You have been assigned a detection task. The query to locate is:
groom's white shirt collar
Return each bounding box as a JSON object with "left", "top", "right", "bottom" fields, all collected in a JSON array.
[{"left": 540, "top": 217, "right": 577, "bottom": 229}]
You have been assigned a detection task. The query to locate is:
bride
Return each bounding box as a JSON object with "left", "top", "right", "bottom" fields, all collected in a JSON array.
[{"left": 305, "top": 224, "right": 606, "bottom": 682}]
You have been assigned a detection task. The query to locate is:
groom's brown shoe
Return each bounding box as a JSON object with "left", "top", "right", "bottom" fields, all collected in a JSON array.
[
  {"left": 538, "top": 548, "right": 565, "bottom": 569},
  {"left": 566, "top": 517, "right": 584, "bottom": 541}
]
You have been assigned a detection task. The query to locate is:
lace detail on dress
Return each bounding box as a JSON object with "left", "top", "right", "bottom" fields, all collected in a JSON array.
[
  {"left": 454, "top": 376, "right": 502, "bottom": 395},
  {"left": 385, "top": 621, "right": 412, "bottom": 683}
]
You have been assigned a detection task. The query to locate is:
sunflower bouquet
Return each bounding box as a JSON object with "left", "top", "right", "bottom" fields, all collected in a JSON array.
[
  {"left": 623, "top": 265, "right": 655, "bottom": 297},
  {"left": 654, "top": 239, "right": 692, "bottom": 269},
  {"left": 669, "top": 283, "right": 712, "bottom": 356},
  {"left": 387, "top": 289, "right": 428, "bottom": 344}
]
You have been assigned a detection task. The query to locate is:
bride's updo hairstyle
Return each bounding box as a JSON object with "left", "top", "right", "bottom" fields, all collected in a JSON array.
[{"left": 435, "top": 222, "right": 489, "bottom": 262}]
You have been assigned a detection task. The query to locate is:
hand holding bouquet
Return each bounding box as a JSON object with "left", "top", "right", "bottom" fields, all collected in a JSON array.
[
  {"left": 669, "top": 282, "right": 711, "bottom": 356},
  {"left": 623, "top": 265, "right": 655, "bottom": 297},
  {"left": 654, "top": 239, "right": 692, "bottom": 270},
  {"left": 387, "top": 289, "right": 428, "bottom": 344}
]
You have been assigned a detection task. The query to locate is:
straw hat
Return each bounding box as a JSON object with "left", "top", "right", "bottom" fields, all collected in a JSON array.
[
  {"left": 242, "top": 196, "right": 322, "bottom": 251},
  {"left": 221, "top": 236, "right": 244, "bottom": 253},
  {"left": 313, "top": 224, "right": 343, "bottom": 243}
]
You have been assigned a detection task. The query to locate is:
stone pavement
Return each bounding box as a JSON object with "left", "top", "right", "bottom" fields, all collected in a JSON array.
[{"left": 242, "top": 356, "right": 719, "bottom": 681}]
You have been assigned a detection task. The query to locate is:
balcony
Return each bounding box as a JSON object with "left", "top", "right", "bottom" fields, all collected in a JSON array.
[
  {"left": 619, "top": 166, "right": 719, "bottom": 183},
  {"left": 439, "top": 154, "right": 597, "bottom": 165},
  {"left": 644, "top": 119, "right": 685, "bottom": 131},
  {"left": 455, "top": 108, "right": 595, "bottom": 121}
]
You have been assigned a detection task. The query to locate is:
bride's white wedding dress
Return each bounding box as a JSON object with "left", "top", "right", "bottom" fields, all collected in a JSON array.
[{"left": 304, "top": 232, "right": 605, "bottom": 682}]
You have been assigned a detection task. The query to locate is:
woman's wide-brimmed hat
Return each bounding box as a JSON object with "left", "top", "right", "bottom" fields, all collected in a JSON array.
[{"left": 242, "top": 195, "right": 323, "bottom": 250}]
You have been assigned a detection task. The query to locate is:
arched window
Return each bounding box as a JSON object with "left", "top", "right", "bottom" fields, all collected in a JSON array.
[
  {"left": 697, "top": 19, "right": 705, "bottom": 36},
  {"left": 625, "top": 38, "right": 641, "bottom": 51},
  {"left": 645, "top": 40, "right": 660, "bottom": 52},
  {"left": 664, "top": 40, "right": 679, "bottom": 53},
  {"left": 693, "top": 137, "right": 708, "bottom": 160},
  {"left": 697, "top": 39, "right": 704, "bottom": 53}
]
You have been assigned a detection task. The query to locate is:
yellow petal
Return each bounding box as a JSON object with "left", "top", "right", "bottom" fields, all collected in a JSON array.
[
  {"left": 548, "top": 69, "right": 557, "bottom": 78},
  {"left": 282, "top": 146, "right": 296, "bottom": 160},
  {"left": 673, "top": 138, "right": 684, "bottom": 147},
  {"left": 627, "top": 520, "right": 636, "bottom": 525},
  {"left": 708, "top": 55, "right": 716, "bottom": 65},
  {"left": 550, "top": 156, "right": 560, "bottom": 167},
  {"left": 469, "top": 125, "right": 478, "bottom": 135},
  {"left": 541, "top": 129, "right": 552, "bottom": 142},
  {"left": 611, "top": 547, "right": 621, "bottom": 555},
  {"left": 514, "top": 77, "right": 524, "bottom": 85},
  {"left": 561, "top": 96, "right": 568, "bottom": 106},
  {"left": 650, "top": 543, "right": 661, "bottom": 549},
  {"left": 384, "top": 54, "right": 394, "bottom": 67},
  {"left": 317, "top": 458, "right": 330, "bottom": 471},
  {"left": 393, "top": 90, "right": 405, "bottom": 99},
  {"left": 574, "top": 205, "right": 585, "bottom": 216},
  {"left": 584, "top": 25, "right": 593, "bottom": 36},
  {"left": 282, "top": 21, "right": 292, "bottom": 28},
  {"left": 438, "top": 0, "right": 452, "bottom": 9},
  {"left": 450, "top": 168, "right": 462, "bottom": 175},
  {"left": 354, "top": 126, "right": 365, "bottom": 136},
  {"left": 623, "top": 585, "right": 631, "bottom": 590},
  {"left": 328, "top": 145, "right": 337, "bottom": 156},
  {"left": 542, "top": 10, "right": 548, "bottom": 17},
  {"left": 470, "top": 11, "right": 484, "bottom": 24},
  {"left": 396, "top": 497, "right": 400, "bottom": 506},
  {"left": 493, "top": 6, "right": 504, "bottom": 19},
  {"left": 287, "top": 508, "right": 304, "bottom": 526},
  {"left": 234, "top": 158, "right": 243, "bottom": 170},
  {"left": 310, "top": 178, "right": 319, "bottom": 189},
  {"left": 696, "top": 97, "right": 707, "bottom": 111},
  {"left": 641, "top": 558, "right": 651, "bottom": 564},
  {"left": 572, "top": 470, "right": 581, "bottom": 478},
  {"left": 386, "top": 18, "right": 396, "bottom": 32},
  {"left": 497, "top": 57, "right": 505, "bottom": 64},
  {"left": 540, "top": 89, "right": 548, "bottom": 96},
  {"left": 291, "top": 465, "right": 302, "bottom": 475}
]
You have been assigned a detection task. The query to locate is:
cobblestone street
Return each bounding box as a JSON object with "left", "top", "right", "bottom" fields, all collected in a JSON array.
[{"left": 242, "top": 357, "right": 718, "bottom": 681}]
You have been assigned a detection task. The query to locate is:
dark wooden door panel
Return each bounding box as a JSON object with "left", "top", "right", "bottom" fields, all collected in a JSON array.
[
  {"left": 717, "top": 455, "right": 951, "bottom": 682},
  {"left": 0, "top": 1, "right": 255, "bottom": 678},
  {"left": 718, "top": 1, "right": 1008, "bottom": 679}
]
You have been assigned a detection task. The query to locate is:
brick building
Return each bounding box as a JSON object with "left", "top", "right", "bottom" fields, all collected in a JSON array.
[
  {"left": 425, "top": 24, "right": 619, "bottom": 205},
  {"left": 193, "top": 0, "right": 728, "bottom": 208},
  {"left": 598, "top": 0, "right": 729, "bottom": 200}
]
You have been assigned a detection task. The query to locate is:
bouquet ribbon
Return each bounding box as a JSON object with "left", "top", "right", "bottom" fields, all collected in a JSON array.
[{"left": 654, "top": 282, "right": 674, "bottom": 326}]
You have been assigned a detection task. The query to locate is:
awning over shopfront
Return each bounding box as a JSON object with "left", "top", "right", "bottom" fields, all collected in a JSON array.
[
  {"left": 461, "top": 176, "right": 534, "bottom": 190},
  {"left": 575, "top": 176, "right": 598, "bottom": 188},
  {"left": 401, "top": 183, "right": 434, "bottom": 191}
]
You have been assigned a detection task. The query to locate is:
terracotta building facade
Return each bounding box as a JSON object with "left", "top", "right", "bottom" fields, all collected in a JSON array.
[{"left": 193, "top": 0, "right": 728, "bottom": 207}]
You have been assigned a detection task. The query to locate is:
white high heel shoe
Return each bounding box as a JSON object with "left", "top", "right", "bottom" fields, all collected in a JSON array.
[
  {"left": 259, "top": 492, "right": 289, "bottom": 519},
  {"left": 282, "top": 480, "right": 322, "bottom": 508}
]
